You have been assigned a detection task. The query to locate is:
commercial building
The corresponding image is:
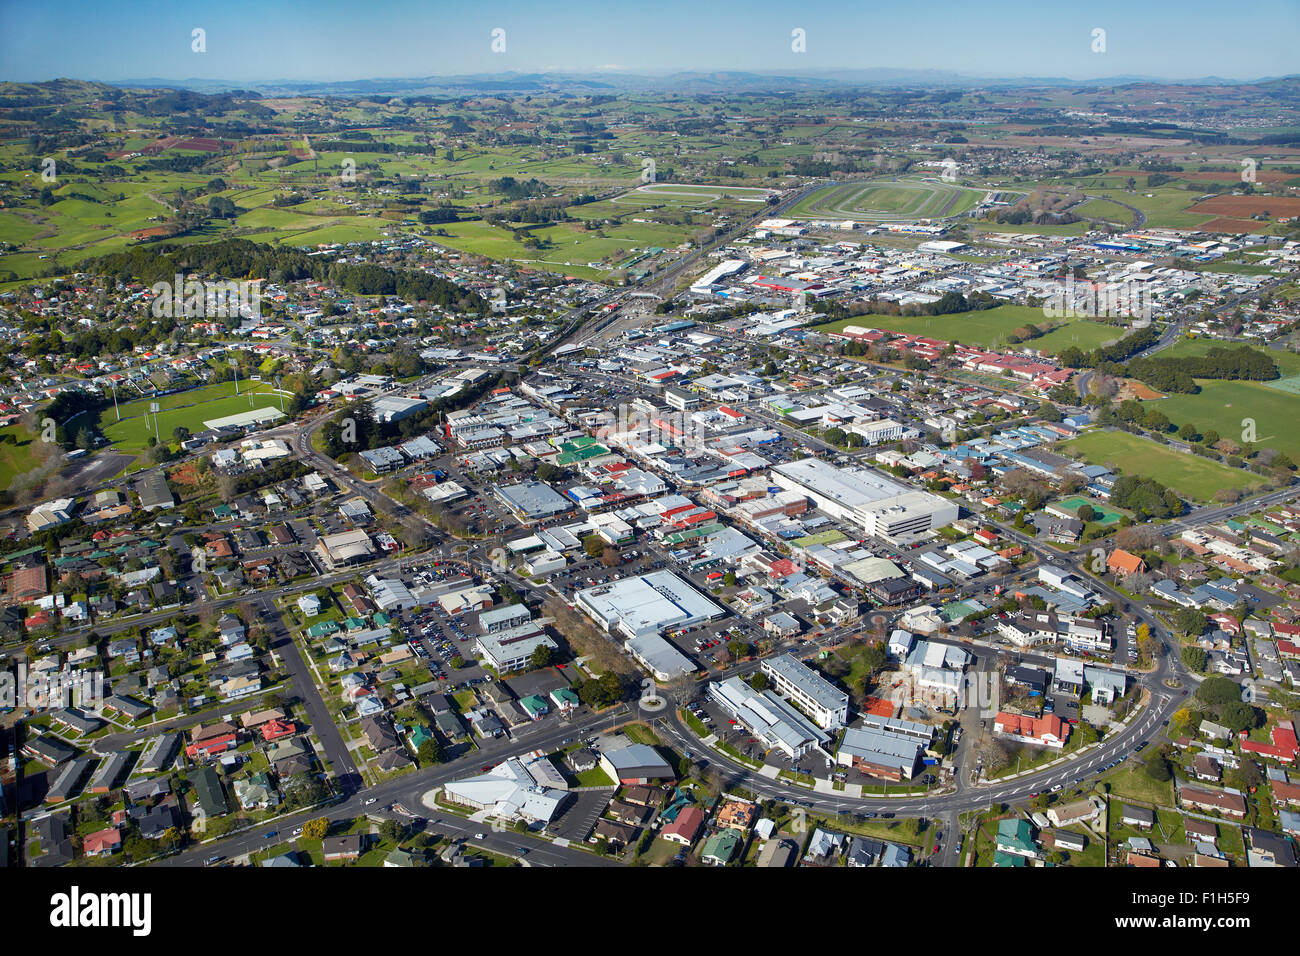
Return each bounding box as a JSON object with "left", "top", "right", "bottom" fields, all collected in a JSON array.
[
  {"left": 313, "top": 529, "right": 376, "bottom": 570},
  {"left": 708, "top": 676, "right": 830, "bottom": 760},
  {"left": 836, "top": 724, "right": 927, "bottom": 781},
  {"left": 575, "top": 570, "right": 724, "bottom": 640},
  {"left": 494, "top": 481, "right": 573, "bottom": 522},
  {"left": 441, "top": 756, "right": 571, "bottom": 825},
  {"left": 760, "top": 654, "right": 849, "bottom": 730},
  {"left": 771, "top": 458, "right": 958, "bottom": 542},
  {"left": 475, "top": 622, "right": 557, "bottom": 673}
]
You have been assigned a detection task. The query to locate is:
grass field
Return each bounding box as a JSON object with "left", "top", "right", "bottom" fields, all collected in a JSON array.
[
  {"left": 1148, "top": 380, "right": 1300, "bottom": 462},
  {"left": 0, "top": 423, "right": 48, "bottom": 491},
  {"left": 811, "top": 304, "right": 1065, "bottom": 349},
  {"left": 1074, "top": 197, "right": 1136, "bottom": 225},
  {"left": 101, "top": 381, "right": 285, "bottom": 453},
  {"left": 1058, "top": 430, "right": 1267, "bottom": 501},
  {"left": 1031, "top": 320, "right": 1127, "bottom": 356},
  {"left": 791, "top": 178, "right": 982, "bottom": 222}
]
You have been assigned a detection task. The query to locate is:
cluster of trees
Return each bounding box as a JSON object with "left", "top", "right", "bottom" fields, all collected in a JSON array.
[
  {"left": 1125, "top": 345, "right": 1278, "bottom": 394},
  {"left": 1195, "top": 675, "right": 1263, "bottom": 735},
  {"left": 417, "top": 206, "right": 459, "bottom": 224},
  {"left": 1109, "top": 474, "right": 1184, "bottom": 520},
  {"left": 85, "top": 238, "right": 484, "bottom": 312},
  {"left": 1057, "top": 324, "right": 1157, "bottom": 369},
  {"left": 488, "top": 176, "right": 550, "bottom": 200},
  {"left": 575, "top": 672, "right": 627, "bottom": 709}
]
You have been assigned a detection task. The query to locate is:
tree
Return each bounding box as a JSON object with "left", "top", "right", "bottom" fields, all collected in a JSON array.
[
  {"left": 1219, "top": 700, "right": 1262, "bottom": 734},
  {"left": 529, "top": 644, "right": 553, "bottom": 669},
  {"left": 600, "top": 547, "right": 621, "bottom": 568},
  {"left": 1170, "top": 607, "right": 1207, "bottom": 638},
  {"left": 1144, "top": 753, "right": 1173, "bottom": 781},
  {"left": 417, "top": 738, "right": 444, "bottom": 764},
  {"left": 1181, "top": 646, "right": 1208, "bottom": 673},
  {"left": 1196, "top": 675, "right": 1244, "bottom": 714},
  {"left": 722, "top": 570, "right": 737, "bottom": 587},
  {"left": 449, "top": 655, "right": 465, "bottom": 669},
  {"left": 301, "top": 817, "right": 329, "bottom": 841}
]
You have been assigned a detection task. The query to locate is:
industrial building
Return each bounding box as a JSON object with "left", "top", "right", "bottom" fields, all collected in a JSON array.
[
  {"left": 836, "top": 724, "right": 928, "bottom": 781},
  {"left": 313, "top": 528, "right": 377, "bottom": 570}
]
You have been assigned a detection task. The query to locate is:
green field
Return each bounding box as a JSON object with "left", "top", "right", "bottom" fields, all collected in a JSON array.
[
  {"left": 102, "top": 381, "right": 286, "bottom": 453},
  {"left": 791, "top": 179, "right": 983, "bottom": 222},
  {"left": 613, "top": 182, "right": 773, "bottom": 206},
  {"left": 812, "top": 304, "right": 1063, "bottom": 349},
  {"left": 1074, "top": 197, "right": 1136, "bottom": 225},
  {"left": 1148, "top": 380, "right": 1300, "bottom": 462},
  {"left": 0, "top": 423, "right": 48, "bottom": 491},
  {"left": 1031, "top": 320, "right": 1127, "bottom": 356},
  {"left": 1059, "top": 430, "right": 1267, "bottom": 501}
]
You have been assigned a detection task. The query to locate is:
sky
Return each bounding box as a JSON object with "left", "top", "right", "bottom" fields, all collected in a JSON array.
[{"left": 1, "top": 0, "right": 1297, "bottom": 84}]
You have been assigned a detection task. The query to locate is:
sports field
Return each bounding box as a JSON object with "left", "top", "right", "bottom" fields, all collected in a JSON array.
[
  {"left": 1147, "top": 380, "right": 1300, "bottom": 462},
  {"left": 0, "top": 423, "right": 46, "bottom": 491},
  {"left": 790, "top": 179, "right": 983, "bottom": 222},
  {"left": 1059, "top": 430, "right": 1267, "bottom": 501},
  {"left": 1053, "top": 495, "right": 1123, "bottom": 525},
  {"left": 101, "top": 381, "right": 286, "bottom": 453}
]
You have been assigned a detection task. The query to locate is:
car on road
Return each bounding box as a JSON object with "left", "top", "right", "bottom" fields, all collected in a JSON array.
[
  {"left": 292, "top": 827, "right": 303, "bottom": 837},
  {"left": 264, "top": 830, "right": 277, "bottom": 839},
  {"left": 364, "top": 798, "right": 377, "bottom": 805},
  {"left": 475, "top": 832, "right": 486, "bottom": 840}
]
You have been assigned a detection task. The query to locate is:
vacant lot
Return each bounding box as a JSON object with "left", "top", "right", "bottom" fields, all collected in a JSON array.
[{"left": 1059, "top": 430, "right": 1267, "bottom": 501}]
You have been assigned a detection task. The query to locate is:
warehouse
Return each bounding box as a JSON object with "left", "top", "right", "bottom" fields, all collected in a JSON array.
[
  {"left": 771, "top": 458, "right": 958, "bottom": 543},
  {"left": 836, "top": 725, "right": 926, "bottom": 781}
]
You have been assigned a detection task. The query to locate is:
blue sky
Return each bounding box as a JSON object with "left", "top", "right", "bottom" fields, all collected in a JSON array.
[{"left": 1, "top": 0, "right": 1296, "bottom": 83}]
